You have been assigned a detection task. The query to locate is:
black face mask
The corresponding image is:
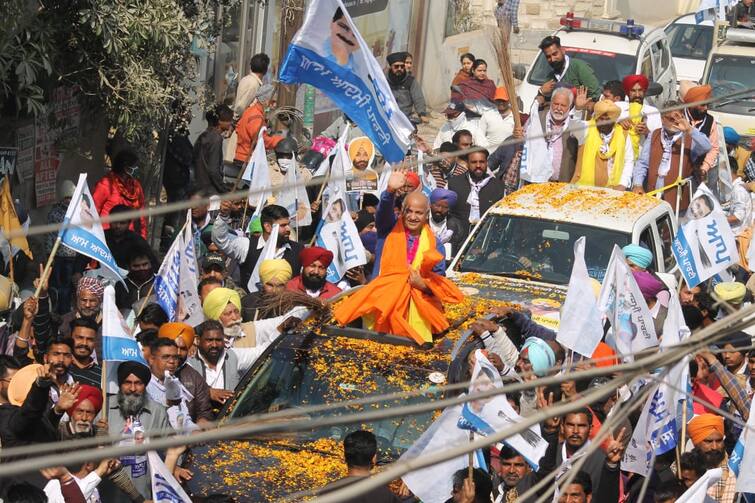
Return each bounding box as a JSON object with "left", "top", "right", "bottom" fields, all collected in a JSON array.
[{"left": 689, "top": 108, "right": 707, "bottom": 121}]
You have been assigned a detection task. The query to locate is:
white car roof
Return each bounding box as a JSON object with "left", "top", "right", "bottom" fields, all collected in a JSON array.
[
  {"left": 555, "top": 29, "right": 641, "bottom": 56},
  {"left": 667, "top": 13, "right": 714, "bottom": 27},
  {"left": 488, "top": 183, "right": 664, "bottom": 234}
]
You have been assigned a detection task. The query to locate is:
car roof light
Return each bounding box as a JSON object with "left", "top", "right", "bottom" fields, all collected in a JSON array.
[{"left": 559, "top": 12, "right": 644, "bottom": 38}]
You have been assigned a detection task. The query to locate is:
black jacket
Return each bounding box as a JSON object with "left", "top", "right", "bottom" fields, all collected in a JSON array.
[
  {"left": 446, "top": 214, "right": 467, "bottom": 258},
  {"left": 447, "top": 174, "right": 506, "bottom": 234},
  {"left": 239, "top": 236, "right": 303, "bottom": 291}
]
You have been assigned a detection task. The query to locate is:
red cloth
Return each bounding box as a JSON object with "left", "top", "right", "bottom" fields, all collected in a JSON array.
[
  {"left": 234, "top": 101, "right": 282, "bottom": 162},
  {"left": 692, "top": 381, "right": 724, "bottom": 415},
  {"left": 286, "top": 275, "right": 342, "bottom": 300},
  {"left": 405, "top": 172, "right": 420, "bottom": 189},
  {"left": 622, "top": 74, "right": 649, "bottom": 94},
  {"left": 92, "top": 172, "right": 147, "bottom": 239},
  {"left": 591, "top": 342, "right": 618, "bottom": 368},
  {"left": 456, "top": 77, "right": 497, "bottom": 102},
  {"left": 299, "top": 246, "right": 334, "bottom": 268},
  {"left": 68, "top": 384, "right": 103, "bottom": 414}
]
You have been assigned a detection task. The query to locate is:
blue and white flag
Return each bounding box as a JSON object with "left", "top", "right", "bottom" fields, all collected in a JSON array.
[
  {"left": 59, "top": 174, "right": 124, "bottom": 283},
  {"left": 417, "top": 150, "right": 436, "bottom": 198},
  {"left": 732, "top": 397, "right": 755, "bottom": 496},
  {"left": 246, "top": 223, "right": 279, "bottom": 293},
  {"left": 279, "top": 0, "right": 413, "bottom": 162},
  {"left": 147, "top": 451, "right": 192, "bottom": 502},
  {"left": 324, "top": 126, "right": 351, "bottom": 211},
  {"left": 102, "top": 285, "right": 146, "bottom": 363},
  {"left": 315, "top": 194, "right": 366, "bottom": 283},
  {"left": 557, "top": 237, "right": 604, "bottom": 357},
  {"left": 242, "top": 127, "right": 272, "bottom": 215},
  {"left": 672, "top": 183, "right": 738, "bottom": 288},
  {"left": 154, "top": 213, "right": 203, "bottom": 326}
]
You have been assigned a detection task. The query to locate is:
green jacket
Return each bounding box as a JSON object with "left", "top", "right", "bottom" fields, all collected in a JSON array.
[{"left": 547, "top": 57, "right": 601, "bottom": 101}]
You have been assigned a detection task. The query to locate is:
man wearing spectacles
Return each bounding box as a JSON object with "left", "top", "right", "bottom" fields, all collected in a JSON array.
[{"left": 146, "top": 338, "right": 200, "bottom": 433}]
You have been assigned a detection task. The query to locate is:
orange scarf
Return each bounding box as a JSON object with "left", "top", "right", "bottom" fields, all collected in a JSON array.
[{"left": 334, "top": 219, "right": 464, "bottom": 345}]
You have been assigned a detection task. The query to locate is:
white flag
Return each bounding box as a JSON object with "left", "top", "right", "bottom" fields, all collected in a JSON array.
[
  {"left": 417, "top": 150, "right": 436, "bottom": 197},
  {"left": 598, "top": 245, "right": 658, "bottom": 356},
  {"left": 377, "top": 162, "right": 393, "bottom": 196},
  {"left": 177, "top": 211, "right": 203, "bottom": 326},
  {"left": 102, "top": 285, "right": 146, "bottom": 363},
  {"left": 557, "top": 237, "right": 604, "bottom": 357},
  {"left": 242, "top": 127, "right": 272, "bottom": 215},
  {"left": 147, "top": 451, "right": 192, "bottom": 502},
  {"left": 246, "top": 223, "right": 279, "bottom": 293},
  {"left": 277, "top": 161, "right": 312, "bottom": 227},
  {"left": 735, "top": 396, "right": 755, "bottom": 493},
  {"left": 325, "top": 127, "right": 350, "bottom": 211},
  {"left": 315, "top": 195, "right": 366, "bottom": 283},
  {"left": 676, "top": 468, "right": 721, "bottom": 503},
  {"left": 672, "top": 183, "right": 738, "bottom": 288}
]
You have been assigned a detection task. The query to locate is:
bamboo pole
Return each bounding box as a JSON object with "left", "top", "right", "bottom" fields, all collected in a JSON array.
[
  {"left": 491, "top": 20, "right": 522, "bottom": 130},
  {"left": 34, "top": 236, "right": 61, "bottom": 299},
  {"left": 467, "top": 431, "right": 474, "bottom": 481}
]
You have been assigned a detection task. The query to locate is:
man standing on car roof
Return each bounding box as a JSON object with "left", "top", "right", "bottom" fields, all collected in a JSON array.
[
  {"left": 536, "top": 36, "right": 601, "bottom": 108},
  {"left": 617, "top": 74, "right": 662, "bottom": 162}
]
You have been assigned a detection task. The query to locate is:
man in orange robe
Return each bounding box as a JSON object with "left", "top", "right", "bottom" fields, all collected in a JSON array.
[{"left": 334, "top": 171, "right": 464, "bottom": 345}]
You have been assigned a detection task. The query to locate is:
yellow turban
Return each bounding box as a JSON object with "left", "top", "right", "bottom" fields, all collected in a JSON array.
[
  {"left": 593, "top": 100, "right": 621, "bottom": 123},
  {"left": 259, "top": 259, "right": 293, "bottom": 284},
  {"left": 688, "top": 413, "right": 724, "bottom": 446},
  {"left": 202, "top": 287, "right": 241, "bottom": 320},
  {"left": 158, "top": 322, "right": 195, "bottom": 349}
]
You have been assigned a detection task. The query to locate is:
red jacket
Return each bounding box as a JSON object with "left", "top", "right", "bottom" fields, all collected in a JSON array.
[
  {"left": 286, "top": 276, "right": 342, "bottom": 300},
  {"left": 92, "top": 172, "right": 147, "bottom": 239},
  {"left": 234, "top": 102, "right": 282, "bottom": 163}
]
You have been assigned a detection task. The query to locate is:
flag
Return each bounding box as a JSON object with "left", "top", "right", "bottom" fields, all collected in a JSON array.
[
  {"left": 59, "top": 174, "right": 123, "bottom": 283},
  {"left": 242, "top": 127, "right": 272, "bottom": 215},
  {"left": 315, "top": 194, "right": 367, "bottom": 283},
  {"left": 325, "top": 126, "right": 351, "bottom": 211},
  {"left": 557, "top": 237, "right": 603, "bottom": 357},
  {"left": 276, "top": 159, "right": 312, "bottom": 228},
  {"left": 676, "top": 468, "right": 722, "bottom": 503},
  {"left": 377, "top": 163, "right": 393, "bottom": 196},
  {"left": 598, "top": 245, "right": 657, "bottom": 356},
  {"left": 279, "top": 0, "right": 413, "bottom": 163},
  {"left": 0, "top": 177, "right": 32, "bottom": 260},
  {"left": 733, "top": 397, "right": 755, "bottom": 494},
  {"left": 672, "top": 183, "right": 738, "bottom": 288},
  {"left": 417, "top": 150, "right": 436, "bottom": 197},
  {"left": 154, "top": 215, "right": 203, "bottom": 325},
  {"left": 246, "top": 223, "right": 279, "bottom": 293},
  {"left": 147, "top": 451, "right": 192, "bottom": 502},
  {"left": 102, "top": 285, "right": 146, "bottom": 363}
]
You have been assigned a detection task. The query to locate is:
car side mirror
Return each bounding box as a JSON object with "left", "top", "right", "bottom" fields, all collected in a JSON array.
[
  {"left": 512, "top": 63, "right": 527, "bottom": 81},
  {"left": 646, "top": 81, "right": 664, "bottom": 97}
]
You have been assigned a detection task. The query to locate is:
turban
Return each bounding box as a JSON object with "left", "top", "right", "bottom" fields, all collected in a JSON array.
[
  {"left": 405, "top": 172, "right": 420, "bottom": 189},
  {"left": 259, "top": 259, "right": 293, "bottom": 284},
  {"left": 8, "top": 363, "right": 42, "bottom": 406},
  {"left": 591, "top": 342, "right": 618, "bottom": 368},
  {"left": 68, "top": 384, "right": 103, "bottom": 415},
  {"left": 361, "top": 231, "right": 377, "bottom": 254},
  {"left": 622, "top": 244, "right": 653, "bottom": 269},
  {"left": 521, "top": 337, "right": 556, "bottom": 377},
  {"left": 203, "top": 287, "right": 241, "bottom": 320},
  {"left": 354, "top": 210, "right": 375, "bottom": 233},
  {"left": 248, "top": 216, "right": 263, "bottom": 235},
  {"left": 593, "top": 100, "right": 621, "bottom": 122},
  {"left": 77, "top": 276, "right": 104, "bottom": 299},
  {"left": 117, "top": 361, "right": 151, "bottom": 386},
  {"left": 683, "top": 84, "right": 712, "bottom": 104},
  {"left": 632, "top": 271, "right": 666, "bottom": 300},
  {"left": 300, "top": 246, "right": 334, "bottom": 268},
  {"left": 717, "top": 330, "right": 751, "bottom": 352},
  {"left": 158, "top": 322, "right": 195, "bottom": 349},
  {"left": 687, "top": 413, "right": 724, "bottom": 445},
  {"left": 430, "top": 188, "right": 459, "bottom": 208},
  {"left": 713, "top": 281, "right": 747, "bottom": 304},
  {"left": 724, "top": 127, "right": 740, "bottom": 146},
  {"left": 387, "top": 52, "right": 408, "bottom": 65},
  {"left": 622, "top": 74, "right": 649, "bottom": 94}
]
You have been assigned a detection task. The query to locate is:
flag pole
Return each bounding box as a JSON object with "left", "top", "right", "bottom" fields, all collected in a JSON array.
[
  {"left": 34, "top": 236, "right": 61, "bottom": 299},
  {"left": 467, "top": 431, "right": 474, "bottom": 481},
  {"left": 101, "top": 359, "right": 108, "bottom": 417}
]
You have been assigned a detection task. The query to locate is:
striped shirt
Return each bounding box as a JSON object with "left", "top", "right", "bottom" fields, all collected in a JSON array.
[{"left": 69, "top": 361, "right": 102, "bottom": 388}]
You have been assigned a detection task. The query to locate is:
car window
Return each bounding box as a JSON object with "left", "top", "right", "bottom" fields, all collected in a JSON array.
[
  {"left": 656, "top": 215, "right": 675, "bottom": 272},
  {"left": 707, "top": 55, "right": 755, "bottom": 116},
  {"left": 640, "top": 50, "right": 654, "bottom": 80},
  {"left": 638, "top": 226, "right": 658, "bottom": 271},
  {"left": 664, "top": 23, "right": 713, "bottom": 60},
  {"left": 527, "top": 48, "right": 636, "bottom": 86},
  {"left": 653, "top": 40, "right": 670, "bottom": 72}
]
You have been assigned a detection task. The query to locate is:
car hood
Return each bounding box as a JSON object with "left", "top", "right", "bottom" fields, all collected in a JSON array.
[
  {"left": 449, "top": 272, "right": 567, "bottom": 330},
  {"left": 184, "top": 437, "right": 347, "bottom": 500}
]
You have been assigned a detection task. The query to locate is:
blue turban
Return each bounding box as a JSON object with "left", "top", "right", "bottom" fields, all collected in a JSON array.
[
  {"left": 429, "top": 188, "right": 458, "bottom": 208},
  {"left": 521, "top": 337, "right": 556, "bottom": 377},
  {"left": 622, "top": 244, "right": 653, "bottom": 269},
  {"left": 723, "top": 127, "right": 740, "bottom": 146}
]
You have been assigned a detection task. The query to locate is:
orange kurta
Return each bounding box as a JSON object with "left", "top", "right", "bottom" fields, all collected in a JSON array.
[{"left": 334, "top": 219, "right": 464, "bottom": 345}]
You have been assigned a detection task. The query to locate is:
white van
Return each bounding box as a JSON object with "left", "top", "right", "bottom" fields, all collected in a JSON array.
[
  {"left": 516, "top": 13, "right": 677, "bottom": 110},
  {"left": 663, "top": 14, "right": 715, "bottom": 84}
]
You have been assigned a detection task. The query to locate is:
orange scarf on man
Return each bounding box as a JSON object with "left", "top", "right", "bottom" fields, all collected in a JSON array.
[{"left": 334, "top": 218, "right": 464, "bottom": 345}]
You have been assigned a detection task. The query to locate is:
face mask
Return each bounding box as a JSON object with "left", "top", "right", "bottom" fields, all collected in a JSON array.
[
  {"left": 278, "top": 158, "right": 295, "bottom": 173},
  {"left": 126, "top": 166, "right": 139, "bottom": 177}
]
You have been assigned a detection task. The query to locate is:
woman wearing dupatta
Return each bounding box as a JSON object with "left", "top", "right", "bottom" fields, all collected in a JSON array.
[{"left": 334, "top": 172, "right": 464, "bottom": 346}]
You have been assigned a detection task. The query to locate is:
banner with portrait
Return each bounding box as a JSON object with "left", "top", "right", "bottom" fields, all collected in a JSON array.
[{"left": 315, "top": 194, "right": 367, "bottom": 283}]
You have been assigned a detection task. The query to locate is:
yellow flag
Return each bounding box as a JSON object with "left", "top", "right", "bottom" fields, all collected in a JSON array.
[{"left": 0, "top": 177, "right": 33, "bottom": 260}]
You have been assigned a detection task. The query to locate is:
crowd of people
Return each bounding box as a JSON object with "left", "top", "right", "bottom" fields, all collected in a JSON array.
[{"left": 1, "top": 1, "right": 755, "bottom": 501}]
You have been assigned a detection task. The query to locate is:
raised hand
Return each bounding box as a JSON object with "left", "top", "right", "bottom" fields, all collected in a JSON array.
[
  {"left": 55, "top": 382, "right": 82, "bottom": 414},
  {"left": 605, "top": 427, "right": 628, "bottom": 464},
  {"left": 536, "top": 387, "right": 560, "bottom": 431},
  {"left": 22, "top": 296, "right": 38, "bottom": 321},
  {"left": 387, "top": 170, "right": 407, "bottom": 193},
  {"left": 575, "top": 87, "right": 589, "bottom": 111}
]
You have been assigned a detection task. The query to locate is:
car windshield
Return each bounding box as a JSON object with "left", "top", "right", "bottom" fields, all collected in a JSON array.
[
  {"left": 528, "top": 47, "right": 636, "bottom": 86},
  {"left": 228, "top": 332, "right": 447, "bottom": 461},
  {"left": 664, "top": 23, "right": 713, "bottom": 60},
  {"left": 707, "top": 55, "right": 755, "bottom": 116},
  {"left": 455, "top": 215, "right": 631, "bottom": 284}
]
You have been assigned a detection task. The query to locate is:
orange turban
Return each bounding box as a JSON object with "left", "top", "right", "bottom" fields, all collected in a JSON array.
[
  {"left": 158, "top": 322, "right": 195, "bottom": 349},
  {"left": 683, "top": 85, "right": 712, "bottom": 104},
  {"left": 688, "top": 413, "right": 724, "bottom": 445},
  {"left": 591, "top": 342, "right": 618, "bottom": 368}
]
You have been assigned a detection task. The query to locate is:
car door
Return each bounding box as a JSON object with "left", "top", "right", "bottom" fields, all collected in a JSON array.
[
  {"left": 654, "top": 214, "right": 678, "bottom": 275},
  {"left": 651, "top": 37, "right": 676, "bottom": 104}
]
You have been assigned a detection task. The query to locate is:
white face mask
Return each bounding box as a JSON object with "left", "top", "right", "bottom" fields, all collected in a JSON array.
[
  {"left": 449, "top": 113, "right": 466, "bottom": 129},
  {"left": 278, "top": 158, "right": 295, "bottom": 173}
]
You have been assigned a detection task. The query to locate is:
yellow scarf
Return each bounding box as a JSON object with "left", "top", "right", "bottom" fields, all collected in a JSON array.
[
  {"left": 576, "top": 120, "right": 627, "bottom": 187},
  {"left": 407, "top": 226, "right": 434, "bottom": 343},
  {"left": 627, "top": 102, "right": 643, "bottom": 159}
]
